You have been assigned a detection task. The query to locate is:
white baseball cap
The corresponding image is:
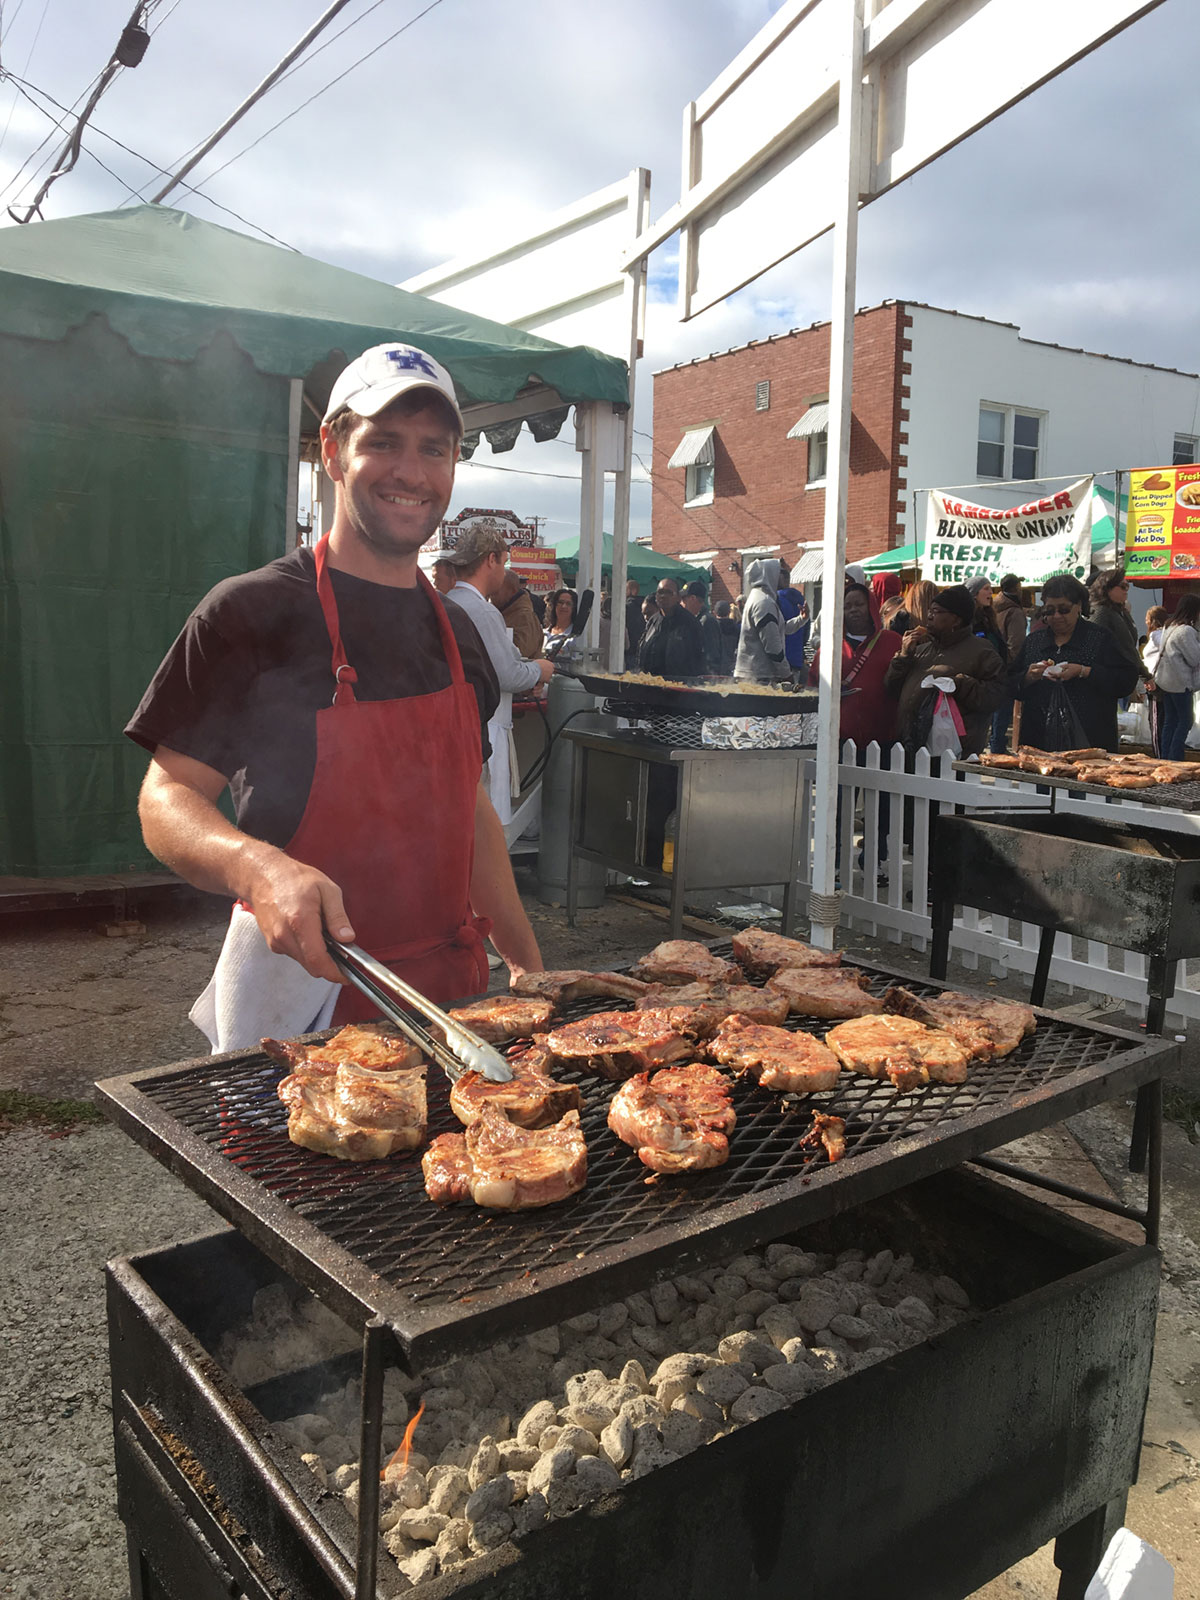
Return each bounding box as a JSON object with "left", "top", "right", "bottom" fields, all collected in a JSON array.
[{"left": 322, "top": 343, "right": 462, "bottom": 428}]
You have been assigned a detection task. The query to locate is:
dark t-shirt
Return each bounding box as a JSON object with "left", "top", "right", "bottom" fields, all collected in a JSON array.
[{"left": 125, "top": 548, "right": 500, "bottom": 849}]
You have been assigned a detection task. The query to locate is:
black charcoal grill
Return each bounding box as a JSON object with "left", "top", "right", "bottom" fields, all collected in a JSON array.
[
  {"left": 108, "top": 1170, "right": 1160, "bottom": 1600},
  {"left": 98, "top": 950, "right": 1175, "bottom": 1600}
]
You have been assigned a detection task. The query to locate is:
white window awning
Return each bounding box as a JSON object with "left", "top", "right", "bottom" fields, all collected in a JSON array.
[
  {"left": 788, "top": 549, "right": 826, "bottom": 584},
  {"left": 787, "top": 403, "right": 829, "bottom": 440},
  {"left": 667, "top": 424, "right": 716, "bottom": 469}
]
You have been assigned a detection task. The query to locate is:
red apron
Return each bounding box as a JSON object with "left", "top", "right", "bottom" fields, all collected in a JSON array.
[{"left": 279, "top": 535, "right": 490, "bottom": 1022}]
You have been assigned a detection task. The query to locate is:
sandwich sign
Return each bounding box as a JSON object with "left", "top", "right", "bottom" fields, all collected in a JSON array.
[{"left": 921, "top": 476, "right": 1093, "bottom": 586}]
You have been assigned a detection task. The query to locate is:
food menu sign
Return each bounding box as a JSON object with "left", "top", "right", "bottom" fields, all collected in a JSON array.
[{"left": 1126, "top": 466, "right": 1200, "bottom": 580}]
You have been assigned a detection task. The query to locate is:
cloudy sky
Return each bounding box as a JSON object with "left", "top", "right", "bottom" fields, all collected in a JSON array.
[{"left": 1, "top": 0, "right": 1196, "bottom": 542}]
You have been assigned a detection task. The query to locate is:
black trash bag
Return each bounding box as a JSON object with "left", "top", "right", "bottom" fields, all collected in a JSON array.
[{"left": 1041, "top": 681, "right": 1090, "bottom": 752}]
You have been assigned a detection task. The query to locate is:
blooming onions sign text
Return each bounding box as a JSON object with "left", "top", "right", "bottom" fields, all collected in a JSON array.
[{"left": 921, "top": 477, "right": 1094, "bottom": 586}]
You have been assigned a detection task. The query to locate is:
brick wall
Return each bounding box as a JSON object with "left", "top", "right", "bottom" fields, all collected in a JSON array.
[{"left": 651, "top": 303, "right": 907, "bottom": 603}]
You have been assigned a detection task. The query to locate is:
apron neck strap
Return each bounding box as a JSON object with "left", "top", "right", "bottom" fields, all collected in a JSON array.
[{"left": 314, "top": 534, "right": 358, "bottom": 704}]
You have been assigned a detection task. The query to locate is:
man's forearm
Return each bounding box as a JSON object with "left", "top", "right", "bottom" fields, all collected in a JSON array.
[
  {"left": 470, "top": 784, "right": 542, "bottom": 976},
  {"left": 140, "top": 771, "right": 274, "bottom": 900}
]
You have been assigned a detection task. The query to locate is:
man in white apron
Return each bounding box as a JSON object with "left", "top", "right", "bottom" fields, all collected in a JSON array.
[{"left": 442, "top": 526, "right": 553, "bottom": 825}]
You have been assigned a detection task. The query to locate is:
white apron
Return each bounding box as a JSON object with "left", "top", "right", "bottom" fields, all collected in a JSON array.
[{"left": 190, "top": 903, "right": 340, "bottom": 1053}]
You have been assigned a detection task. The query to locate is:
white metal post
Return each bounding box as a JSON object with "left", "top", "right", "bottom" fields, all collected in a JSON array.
[
  {"left": 576, "top": 403, "right": 607, "bottom": 654},
  {"left": 810, "top": 0, "right": 866, "bottom": 949},
  {"left": 285, "top": 377, "right": 303, "bottom": 553},
  {"left": 610, "top": 168, "right": 652, "bottom": 672}
]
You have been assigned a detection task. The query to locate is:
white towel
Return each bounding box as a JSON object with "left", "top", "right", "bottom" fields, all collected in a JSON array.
[{"left": 190, "top": 903, "right": 340, "bottom": 1053}]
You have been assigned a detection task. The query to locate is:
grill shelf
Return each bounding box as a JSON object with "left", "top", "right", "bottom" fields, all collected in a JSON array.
[{"left": 97, "top": 950, "right": 1173, "bottom": 1372}]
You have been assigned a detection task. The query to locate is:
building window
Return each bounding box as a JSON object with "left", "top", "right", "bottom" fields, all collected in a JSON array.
[
  {"left": 977, "top": 405, "right": 1043, "bottom": 479},
  {"left": 755, "top": 379, "right": 770, "bottom": 411},
  {"left": 808, "top": 430, "right": 828, "bottom": 484},
  {"left": 1173, "top": 433, "right": 1199, "bottom": 465},
  {"left": 685, "top": 462, "right": 715, "bottom": 506}
]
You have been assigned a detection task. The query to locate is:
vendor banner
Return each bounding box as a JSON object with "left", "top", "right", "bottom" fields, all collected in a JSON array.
[
  {"left": 921, "top": 476, "right": 1093, "bottom": 587},
  {"left": 1125, "top": 465, "right": 1200, "bottom": 581}
]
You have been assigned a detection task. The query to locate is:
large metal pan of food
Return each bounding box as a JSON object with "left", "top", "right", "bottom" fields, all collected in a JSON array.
[{"left": 562, "top": 669, "right": 821, "bottom": 717}]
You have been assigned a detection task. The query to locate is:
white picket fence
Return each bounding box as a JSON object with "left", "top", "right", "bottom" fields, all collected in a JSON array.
[{"left": 801, "top": 741, "right": 1200, "bottom": 1026}]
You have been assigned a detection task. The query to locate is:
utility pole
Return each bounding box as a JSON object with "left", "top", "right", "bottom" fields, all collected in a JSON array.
[
  {"left": 9, "top": 0, "right": 151, "bottom": 223},
  {"left": 148, "top": 0, "right": 357, "bottom": 205}
]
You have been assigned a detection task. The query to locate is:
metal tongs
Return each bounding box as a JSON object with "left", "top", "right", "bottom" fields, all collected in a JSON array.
[{"left": 324, "top": 937, "right": 513, "bottom": 1084}]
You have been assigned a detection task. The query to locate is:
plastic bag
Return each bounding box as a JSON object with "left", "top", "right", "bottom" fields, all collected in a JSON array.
[
  {"left": 1042, "top": 682, "right": 1090, "bottom": 751},
  {"left": 927, "top": 691, "right": 965, "bottom": 758}
]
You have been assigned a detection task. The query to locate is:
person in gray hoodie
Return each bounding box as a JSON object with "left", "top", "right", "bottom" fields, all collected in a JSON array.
[{"left": 734, "top": 558, "right": 805, "bottom": 681}]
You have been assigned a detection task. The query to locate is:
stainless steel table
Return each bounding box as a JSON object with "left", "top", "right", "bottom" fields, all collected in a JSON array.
[{"left": 562, "top": 728, "right": 809, "bottom": 936}]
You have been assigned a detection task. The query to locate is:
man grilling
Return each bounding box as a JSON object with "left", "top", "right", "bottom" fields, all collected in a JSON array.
[{"left": 127, "top": 343, "right": 543, "bottom": 1051}]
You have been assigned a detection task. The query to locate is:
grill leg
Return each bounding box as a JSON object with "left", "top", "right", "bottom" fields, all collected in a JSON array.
[
  {"left": 1030, "top": 924, "right": 1055, "bottom": 1007},
  {"left": 929, "top": 898, "right": 953, "bottom": 981},
  {"left": 1053, "top": 1492, "right": 1127, "bottom": 1600},
  {"left": 1131, "top": 957, "right": 1173, "bottom": 1174},
  {"left": 355, "top": 1317, "right": 388, "bottom": 1600}
]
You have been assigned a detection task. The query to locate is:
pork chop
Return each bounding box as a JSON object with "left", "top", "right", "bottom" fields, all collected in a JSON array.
[
  {"left": 884, "top": 986, "right": 1035, "bottom": 1060},
  {"left": 543, "top": 1008, "right": 695, "bottom": 1081},
  {"left": 765, "top": 965, "right": 884, "bottom": 1020},
  {"left": 608, "top": 1064, "right": 737, "bottom": 1174},
  {"left": 799, "top": 1110, "right": 846, "bottom": 1163},
  {"left": 445, "top": 995, "right": 556, "bottom": 1044},
  {"left": 731, "top": 926, "right": 843, "bottom": 978},
  {"left": 826, "top": 1014, "right": 969, "bottom": 1090},
  {"left": 708, "top": 1014, "right": 840, "bottom": 1094},
  {"left": 510, "top": 969, "right": 650, "bottom": 1005},
  {"left": 422, "top": 1105, "right": 587, "bottom": 1209},
  {"left": 277, "top": 1062, "right": 427, "bottom": 1160},
  {"left": 628, "top": 941, "right": 741, "bottom": 986},
  {"left": 262, "top": 1022, "right": 423, "bottom": 1075},
  {"left": 635, "top": 981, "right": 790, "bottom": 1028},
  {"left": 449, "top": 1045, "right": 582, "bottom": 1129}
]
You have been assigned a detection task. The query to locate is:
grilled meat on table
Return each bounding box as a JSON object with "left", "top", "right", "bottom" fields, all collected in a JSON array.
[
  {"left": 543, "top": 1008, "right": 697, "bottom": 1081},
  {"left": 731, "top": 926, "right": 844, "bottom": 978},
  {"left": 422, "top": 1105, "right": 587, "bottom": 1209},
  {"left": 608, "top": 1064, "right": 737, "bottom": 1174},
  {"left": 884, "top": 986, "right": 1035, "bottom": 1060},
  {"left": 708, "top": 1014, "right": 841, "bottom": 1094},
  {"left": 510, "top": 969, "right": 651, "bottom": 1005},
  {"left": 276, "top": 1060, "right": 427, "bottom": 1160},
  {"left": 445, "top": 995, "right": 555, "bottom": 1044},
  {"left": 629, "top": 940, "right": 741, "bottom": 986},
  {"left": 261, "top": 1022, "right": 423, "bottom": 1074},
  {"left": 449, "top": 1045, "right": 582, "bottom": 1129},
  {"left": 826, "top": 1014, "right": 969, "bottom": 1091},
  {"left": 765, "top": 965, "right": 884, "bottom": 1020}
]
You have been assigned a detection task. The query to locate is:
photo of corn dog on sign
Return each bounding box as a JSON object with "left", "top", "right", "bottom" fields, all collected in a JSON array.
[{"left": 1127, "top": 465, "right": 1200, "bottom": 578}]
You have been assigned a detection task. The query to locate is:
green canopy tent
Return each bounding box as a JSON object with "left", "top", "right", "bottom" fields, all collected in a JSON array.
[
  {"left": 0, "top": 205, "right": 628, "bottom": 876},
  {"left": 552, "top": 534, "right": 711, "bottom": 589}
]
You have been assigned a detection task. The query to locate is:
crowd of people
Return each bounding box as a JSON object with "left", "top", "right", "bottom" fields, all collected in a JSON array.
[{"left": 475, "top": 553, "right": 1197, "bottom": 771}]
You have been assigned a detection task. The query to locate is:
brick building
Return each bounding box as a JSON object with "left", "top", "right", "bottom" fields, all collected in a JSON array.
[
  {"left": 651, "top": 302, "right": 910, "bottom": 605},
  {"left": 651, "top": 300, "right": 1200, "bottom": 608}
]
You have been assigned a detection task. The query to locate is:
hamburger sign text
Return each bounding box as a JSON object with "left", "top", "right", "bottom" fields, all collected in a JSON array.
[{"left": 921, "top": 477, "right": 1093, "bottom": 586}]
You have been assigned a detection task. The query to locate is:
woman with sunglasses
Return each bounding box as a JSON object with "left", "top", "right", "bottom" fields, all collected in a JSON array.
[{"left": 1012, "top": 574, "right": 1140, "bottom": 751}]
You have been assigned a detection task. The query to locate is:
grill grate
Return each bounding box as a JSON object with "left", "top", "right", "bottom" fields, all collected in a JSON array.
[{"left": 99, "top": 948, "right": 1169, "bottom": 1369}]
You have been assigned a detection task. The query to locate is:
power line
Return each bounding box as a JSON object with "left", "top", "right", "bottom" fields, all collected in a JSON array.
[
  {"left": 7, "top": 0, "right": 152, "bottom": 222},
  {"left": 0, "top": 0, "right": 54, "bottom": 159},
  {"left": 148, "top": 0, "right": 360, "bottom": 204},
  {"left": 195, "top": 0, "right": 447, "bottom": 191},
  {"left": 3, "top": 70, "right": 300, "bottom": 248}
]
